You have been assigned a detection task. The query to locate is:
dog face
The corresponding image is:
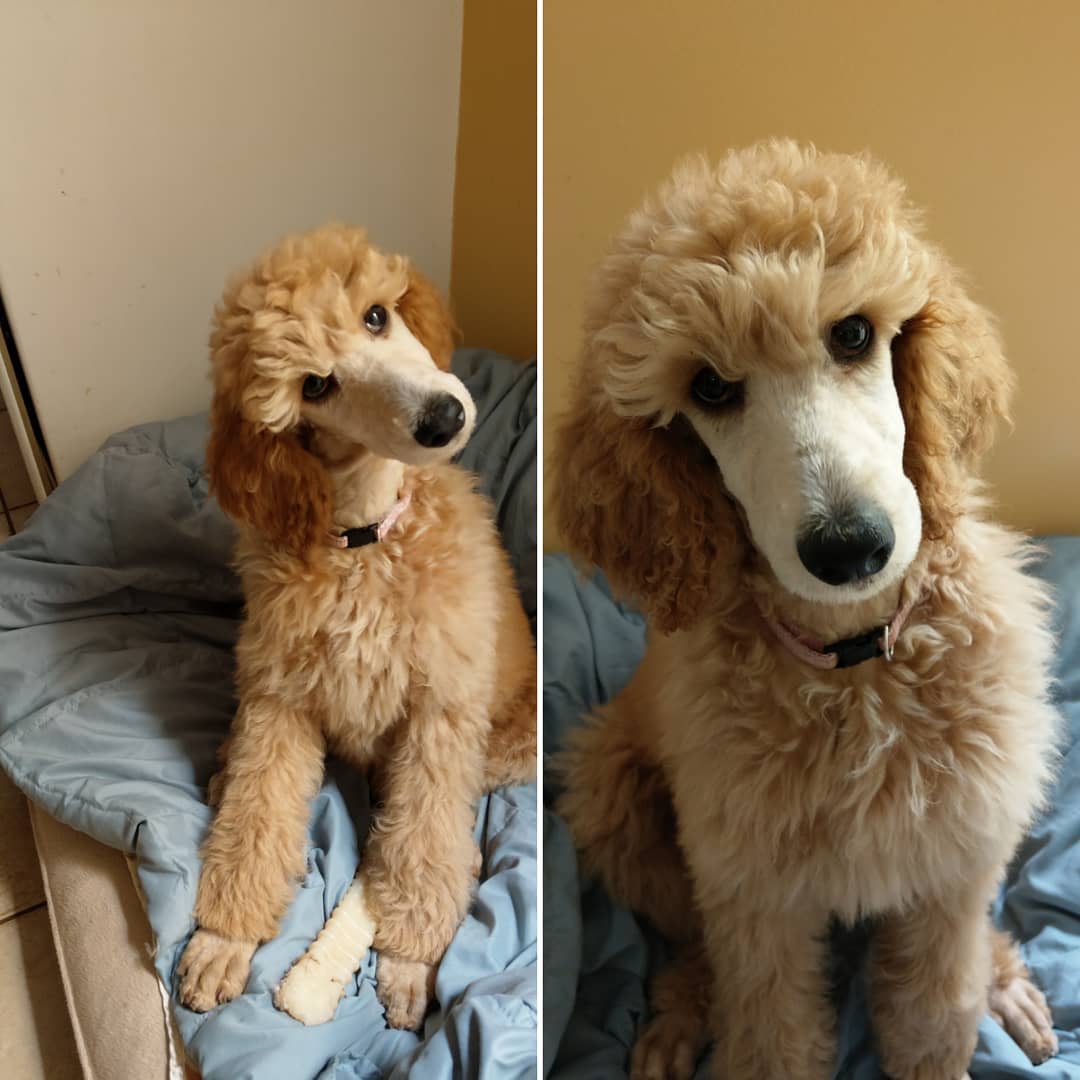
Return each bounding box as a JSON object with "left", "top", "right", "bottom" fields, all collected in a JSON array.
[
  {"left": 294, "top": 286, "right": 476, "bottom": 467},
  {"left": 554, "top": 141, "right": 1012, "bottom": 630},
  {"left": 683, "top": 334, "right": 921, "bottom": 606},
  {"left": 206, "top": 226, "right": 466, "bottom": 552},
  {"left": 629, "top": 262, "right": 927, "bottom": 606}
]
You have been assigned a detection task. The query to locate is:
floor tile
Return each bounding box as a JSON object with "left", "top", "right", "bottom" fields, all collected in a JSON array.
[
  {"left": 0, "top": 409, "right": 35, "bottom": 508},
  {"left": 0, "top": 771, "right": 45, "bottom": 921},
  {"left": 0, "top": 906, "right": 82, "bottom": 1079},
  {"left": 10, "top": 503, "right": 37, "bottom": 532}
]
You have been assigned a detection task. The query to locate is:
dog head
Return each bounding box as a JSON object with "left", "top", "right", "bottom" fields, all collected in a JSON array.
[
  {"left": 553, "top": 140, "right": 1012, "bottom": 631},
  {"left": 206, "top": 225, "right": 470, "bottom": 552}
]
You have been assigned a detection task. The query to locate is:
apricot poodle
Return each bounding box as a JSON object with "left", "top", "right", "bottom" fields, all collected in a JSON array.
[
  {"left": 553, "top": 141, "right": 1059, "bottom": 1079},
  {"left": 176, "top": 226, "right": 536, "bottom": 1028}
]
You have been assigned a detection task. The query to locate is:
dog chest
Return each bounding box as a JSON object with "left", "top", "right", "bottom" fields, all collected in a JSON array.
[
  {"left": 235, "top": 559, "right": 418, "bottom": 736},
  {"left": 671, "top": 669, "right": 1049, "bottom": 918}
]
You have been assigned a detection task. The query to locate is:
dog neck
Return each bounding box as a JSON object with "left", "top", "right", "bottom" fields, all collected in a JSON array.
[
  {"left": 310, "top": 432, "right": 407, "bottom": 529},
  {"left": 746, "top": 547, "right": 930, "bottom": 648}
]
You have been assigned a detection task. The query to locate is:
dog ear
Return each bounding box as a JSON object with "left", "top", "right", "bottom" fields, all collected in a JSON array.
[
  {"left": 398, "top": 266, "right": 458, "bottom": 371},
  {"left": 551, "top": 370, "right": 742, "bottom": 634},
  {"left": 892, "top": 258, "right": 1014, "bottom": 540},
  {"left": 205, "top": 400, "right": 333, "bottom": 556}
]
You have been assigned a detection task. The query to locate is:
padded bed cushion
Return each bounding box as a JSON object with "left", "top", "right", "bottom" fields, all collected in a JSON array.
[{"left": 0, "top": 348, "right": 538, "bottom": 1080}]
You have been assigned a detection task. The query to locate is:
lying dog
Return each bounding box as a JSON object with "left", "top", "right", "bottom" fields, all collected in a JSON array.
[
  {"left": 553, "top": 141, "right": 1059, "bottom": 1079},
  {"left": 177, "top": 225, "right": 536, "bottom": 1029}
]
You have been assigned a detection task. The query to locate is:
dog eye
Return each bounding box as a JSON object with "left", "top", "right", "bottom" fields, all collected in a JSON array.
[
  {"left": 690, "top": 367, "right": 742, "bottom": 409},
  {"left": 829, "top": 315, "right": 874, "bottom": 361},
  {"left": 363, "top": 304, "right": 388, "bottom": 334},
  {"left": 302, "top": 374, "right": 335, "bottom": 401}
]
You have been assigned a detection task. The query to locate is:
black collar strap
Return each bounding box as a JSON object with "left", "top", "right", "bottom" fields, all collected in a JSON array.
[
  {"left": 327, "top": 490, "right": 412, "bottom": 551},
  {"left": 825, "top": 628, "right": 887, "bottom": 669},
  {"left": 759, "top": 587, "right": 922, "bottom": 671},
  {"left": 339, "top": 524, "right": 380, "bottom": 549}
]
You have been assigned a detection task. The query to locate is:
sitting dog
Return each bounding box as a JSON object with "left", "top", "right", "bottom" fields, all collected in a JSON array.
[
  {"left": 177, "top": 225, "right": 536, "bottom": 1029},
  {"left": 553, "top": 141, "right": 1059, "bottom": 1079}
]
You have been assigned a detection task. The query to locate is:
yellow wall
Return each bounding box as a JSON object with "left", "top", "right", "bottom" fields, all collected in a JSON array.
[
  {"left": 544, "top": 0, "right": 1080, "bottom": 544},
  {"left": 451, "top": 0, "right": 537, "bottom": 361}
]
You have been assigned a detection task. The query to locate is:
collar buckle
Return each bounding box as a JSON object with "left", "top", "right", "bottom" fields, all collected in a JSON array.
[
  {"left": 328, "top": 489, "right": 412, "bottom": 551},
  {"left": 342, "top": 524, "right": 380, "bottom": 549},
  {"left": 825, "top": 628, "right": 884, "bottom": 669}
]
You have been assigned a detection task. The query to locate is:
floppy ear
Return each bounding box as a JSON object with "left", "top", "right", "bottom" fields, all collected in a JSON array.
[
  {"left": 551, "top": 369, "right": 743, "bottom": 634},
  {"left": 397, "top": 266, "right": 458, "bottom": 370},
  {"left": 205, "top": 400, "right": 333, "bottom": 556},
  {"left": 892, "top": 258, "right": 1014, "bottom": 540}
]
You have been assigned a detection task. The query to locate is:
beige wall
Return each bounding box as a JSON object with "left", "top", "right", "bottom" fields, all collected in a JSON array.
[
  {"left": 450, "top": 0, "right": 537, "bottom": 360},
  {"left": 545, "top": 0, "right": 1080, "bottom": 545},
  {"left": 0, "top": 1, "right": 464, "bottom": 480}
]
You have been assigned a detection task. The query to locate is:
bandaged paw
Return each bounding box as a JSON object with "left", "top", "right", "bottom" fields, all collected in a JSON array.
[{"left": 274, "top": 874, "right": 376, "bottom": 1025}]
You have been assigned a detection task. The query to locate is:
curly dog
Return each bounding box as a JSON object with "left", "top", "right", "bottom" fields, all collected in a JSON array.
[
  {"left": 177, "top": 225, "right": 535, "bottom": 1028},
  {"left": 553, "top": 140, "right": 1058, "bottom": 1079}
]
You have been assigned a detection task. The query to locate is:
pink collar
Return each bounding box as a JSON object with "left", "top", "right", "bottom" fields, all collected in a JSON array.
[
  {"left": 327, "top": 490, "right": 412, "bottom": 550},
  {"left": 760, "top": 588, "right": 921, "bottom": 670}
]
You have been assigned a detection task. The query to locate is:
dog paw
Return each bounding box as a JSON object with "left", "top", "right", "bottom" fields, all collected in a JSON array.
[
  {"left": 177, "top": 928, "right": 256, "bottom": 1012},
  {"left": 274, "top": 953, "right": 348, "bottom": 1025},
  {"left": 630, "top": 1012, "right": 707, "bottom": 1080},
  {"left": 989, "top": 975, "right": 1058, "bottom": 1065},
  {"left": 376, "top": 954, "right": 436, "bottom": 1030}
]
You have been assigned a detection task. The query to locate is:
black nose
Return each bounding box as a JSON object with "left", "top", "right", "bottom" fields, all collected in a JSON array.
[
  {"left": 797, "top": 505, "right": 895, "bottom": 587},
  {"left": 413, "top": 394, "right": 466, "bottom": 448}
]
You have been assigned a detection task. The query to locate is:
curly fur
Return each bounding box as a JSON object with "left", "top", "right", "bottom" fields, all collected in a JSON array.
[
  {"left": 177, "top": 226, "right": 536, "bottom": 1026},
  {"left": 552, "top": 141, "right": 1059, "bottom": 1079}
]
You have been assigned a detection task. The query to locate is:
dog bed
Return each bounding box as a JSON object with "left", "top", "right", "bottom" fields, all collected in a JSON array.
[
  {"left": 0, "top": 349, "right": 537, "bottom": 1080},
  {"left": 543, "top": 538, "right": 1080, "bottom": 1078}
]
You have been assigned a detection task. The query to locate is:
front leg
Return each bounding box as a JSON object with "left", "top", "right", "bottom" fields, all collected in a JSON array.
[
  {"left": 631, "top": 939, "right": 712, "bottom": 1080},
  {"left": 870, "top": 885, "right": 995, "bottom": 1080},
  {"left": 178, "top": 697, "right": 325, "bottom": 1011},
  {"left": 364, "top": 694, "right": 484, "bottom": 1028},
  {"left": 705, "top": 903, "right": 835, "bottom": 1080}
]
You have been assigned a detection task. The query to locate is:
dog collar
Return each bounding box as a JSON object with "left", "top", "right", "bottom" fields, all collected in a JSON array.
[
  {"left": 760, "top": 588, "right": 921, "bottom": 670},
  {"left": 327, "top": 491, "right": 412, "bottom": 550}
]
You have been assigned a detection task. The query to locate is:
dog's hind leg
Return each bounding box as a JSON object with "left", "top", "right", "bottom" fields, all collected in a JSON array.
[
  {"left": 631, "top": 939, "right": 712, "bottom": 1080},
  {"left": 484, "top": 665, "right": 537, "bottom": 790},
  {"left": 553, "top": 698, "right": 697, "bottom": 944},
  {"left": 482, "top": 577, "right": 537, "bottom": 791},
  {"left": 987, "top": 927, "right": 1057, "bottom": 1065}
]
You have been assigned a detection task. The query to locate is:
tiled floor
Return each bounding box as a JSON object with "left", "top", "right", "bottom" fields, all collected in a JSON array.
[
  {"left": 0, "top": 773, "right": 82, "bottom": 1078},
  {"left": 1, "top": 403, "right": 38, "bottom": 540},
  {"left": 0, "top": 408, "right": 77, "bottom": 1075}
]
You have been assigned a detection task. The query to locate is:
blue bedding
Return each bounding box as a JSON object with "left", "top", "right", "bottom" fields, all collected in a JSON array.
[
  {"left": 0, "top": 349, "right": 537, "bottom": 1080},
  {"left": 543, "top": 539, "right": 1080, "bottom": 1079}
]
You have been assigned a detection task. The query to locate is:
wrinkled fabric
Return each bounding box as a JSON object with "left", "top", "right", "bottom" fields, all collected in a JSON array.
[
  {"left": 543, "top": 541, "right": 1080, "bottom": 1078},
  {"left": 0, "top": 349, "right": 537, "bottom": 1080}
]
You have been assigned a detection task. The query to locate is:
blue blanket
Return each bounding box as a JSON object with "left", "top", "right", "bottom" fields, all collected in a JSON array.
[
  {"left": 543, "top": 539, "right": 1080, "bottom": 1079},
  {"left": 0, "top": 349, "right": 537, "bottom": 1080}
]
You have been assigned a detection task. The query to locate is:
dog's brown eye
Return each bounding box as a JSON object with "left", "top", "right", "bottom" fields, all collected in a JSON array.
[
  {"left": 829, "top": 315, "right": 874, "bottom": 361},
  {"left": 363, "top": 304, "right": 388, "bottom": 334},
  {"left": 302, "top": 374, "right": 335, "bottom": 401},
  {"left": 690, "top": 367, "right": 742, "bottom": 409}
]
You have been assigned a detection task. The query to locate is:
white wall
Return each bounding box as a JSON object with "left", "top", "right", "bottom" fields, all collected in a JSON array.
[{"left": 0, "top": 0, "right": 464, "bottom": 479}]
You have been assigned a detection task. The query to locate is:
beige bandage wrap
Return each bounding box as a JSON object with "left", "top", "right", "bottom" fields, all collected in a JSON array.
[{"left": 273, "top": 874, "right": 376, "bottom": 1025}]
